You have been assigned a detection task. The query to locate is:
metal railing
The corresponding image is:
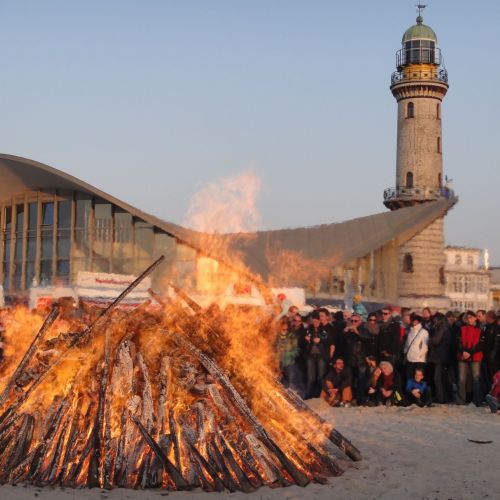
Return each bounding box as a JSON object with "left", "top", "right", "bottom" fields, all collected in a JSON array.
[
  {"left": 383, "top": 186, "right": 454, "bottom": 202},
  {"left": 391, "top": 67, "right": 448, "bottom": 85},
  {"left": 396, "top": 47, "right": 443, "bottom": 68}
]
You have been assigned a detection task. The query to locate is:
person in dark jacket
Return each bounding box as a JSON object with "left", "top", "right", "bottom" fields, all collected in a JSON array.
[
  {"left": 321, "top": 358, "right": 353, "bottom": 407},
  {"left": 422, "top": 307, "right": 433, "bottom": 333},
  {"left": 482, "top": 311, "right": 500, "bottom": 387},
  {"left": 364, "top": 312, "right": 380, "bottom": 360},
  {"left": 344, "top": 314, "right": 369, "bottom": 403},
  {"left": 428, "top": 312, "right": 455, "bottom": 403},
  {"left": 456, "top": 311, "right": 487, "bottom": 406},
  {"left": 304, "top": 311, "right": 331, "bottom": 398},
  {"left": 378, "top": 307, "right": 402, "bottom": 367}
]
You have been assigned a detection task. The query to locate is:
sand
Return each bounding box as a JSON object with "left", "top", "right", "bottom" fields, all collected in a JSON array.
[{"left": 1, "top": 402, "right": 498, "bottom": 500}]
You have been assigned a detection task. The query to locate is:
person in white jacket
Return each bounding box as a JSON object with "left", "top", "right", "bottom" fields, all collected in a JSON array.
[{"left": 404, "top": 313, "right": 429, "bottom": 381}]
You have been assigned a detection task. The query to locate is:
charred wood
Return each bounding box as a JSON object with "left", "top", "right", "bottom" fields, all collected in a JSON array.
[{"left": 131, "top": 415, "right": 189, "bottom": 490}]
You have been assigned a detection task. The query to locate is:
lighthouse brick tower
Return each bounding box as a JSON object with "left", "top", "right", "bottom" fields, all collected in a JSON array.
[{"left": 384, "top": 6, "right": 451, "bottom": 310}]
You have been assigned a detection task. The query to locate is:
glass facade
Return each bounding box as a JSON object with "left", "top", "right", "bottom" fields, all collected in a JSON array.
[{"left": 0, "top": 190, "right": 201, "bottom": 296}]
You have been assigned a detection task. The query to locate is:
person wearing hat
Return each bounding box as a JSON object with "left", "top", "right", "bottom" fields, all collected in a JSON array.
[
  {"left": 352, "top": 295, "right": 368, "bottom": 321},
  {"left": 403, "top": 313, "right": 429, "bottom": 382}
]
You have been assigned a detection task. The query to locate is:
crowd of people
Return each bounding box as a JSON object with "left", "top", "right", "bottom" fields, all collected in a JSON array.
[{"left": 275, "top": 304, "right": 500, "bottom": 413}]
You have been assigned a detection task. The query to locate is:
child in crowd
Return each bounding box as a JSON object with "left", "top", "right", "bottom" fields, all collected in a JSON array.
[{"left": 405, "top": 368, "right": 433, "bottom": 407}]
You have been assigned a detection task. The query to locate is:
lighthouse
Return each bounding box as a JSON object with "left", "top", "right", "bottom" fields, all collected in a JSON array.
[{"left": 384, "top": 6, "right": 451, "bottom": 310}]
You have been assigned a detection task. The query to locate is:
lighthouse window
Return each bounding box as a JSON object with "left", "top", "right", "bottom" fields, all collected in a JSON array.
[
  {"left": 407, "top": 102, "right": 414, "bottom": 118},
  {"left": 437, "top": 137, "right": 442, "bottom": 153},
  {"left": 437, "top": 103, "right": 441, "bottom": 119},
  {"left": 403, "top": 253, "right": 414, "bottom": 273},
  {"left": 406, "top": 172, "right": 414, "bottom": 188}
]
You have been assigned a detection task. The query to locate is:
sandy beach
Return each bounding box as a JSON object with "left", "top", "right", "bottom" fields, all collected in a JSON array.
[{"left": 1, "top": 401, "right": 498, "bottom": 500}]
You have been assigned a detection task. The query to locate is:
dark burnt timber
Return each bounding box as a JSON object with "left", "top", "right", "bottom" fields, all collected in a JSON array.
[{"left": 131, "top": 416, "right": 189, "bottom": 490}]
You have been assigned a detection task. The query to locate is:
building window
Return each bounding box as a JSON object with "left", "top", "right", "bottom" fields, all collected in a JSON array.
[
  {"left": 455, "top": 254, "right": 462, "bottom": 266},
  {"left": 437, "top": 103, "right": 441, "bottom": 119},
  {"left": 407, "top": 102, "right": 414, "bottom": 118},
  {"left": 467, "top": 255, "right": 473, "bottom": 266},
  {"left": 406, "top": 171, "right": 414, "bottom": 188},
  {"left": 41, "top": 202, "right": 54, "bottom": 285},
  {"left": 403, "top": 253, "right": 414, "bottom": 273},
  {"left": 439, "top": 266, "right": 445, "bottom": 285},
  {"left": 437, "top": 137, "right": 442, "bottom": 153}
]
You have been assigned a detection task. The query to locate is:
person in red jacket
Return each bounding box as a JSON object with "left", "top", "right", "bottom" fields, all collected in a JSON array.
[{"left": 457, "top": 311, "right": 487, "bottom": 406}]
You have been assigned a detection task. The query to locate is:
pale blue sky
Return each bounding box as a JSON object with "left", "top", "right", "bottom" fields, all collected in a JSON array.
[{"left": 1, "top": 1, "right": 499, "bottom": 261}]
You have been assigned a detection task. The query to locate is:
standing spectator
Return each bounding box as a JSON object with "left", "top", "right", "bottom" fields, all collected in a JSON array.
[
  {"left": 275, "top": 317, "right": 300, "bottom": 389},
  {"left": 364, "top": 312, "right": 380, "bottom": 360},
  {"left": 318, "top": 308, "right": 337, "bottom": 362},
  {"left": 401, "top": 308, "right": 412, "bottom": 340},
  {"left": 422, "top": 307, "right": 433, "bottom": 332},
  {"left": 332, "top": 311, "right": 347, "bottom": 360},
  {"left": 428, "top": 312, "right": 454, "bottom": 403},
  {"left": 321, "top": 358, "right": 353, "bottom": 407},
  {"left": 476, "top": 309, "right": 487, "bottom": 328},
  {"left": 304, "top": 311, "right": 330, "bottom": 398},
  {"left": 378, "top": 307, "right": 402, "bottom": 367},
  {"left": 286, "top": 305, "right": 299, "bottom": 320},
  {"left": 291, "top": 312, "right": 307, "bottom": 394},
  {"left": 370, "top": 361, "right": 403, "bottom": 406},
  {"left": 403, "top": 313, "right": 429, "bottom": 380},
  {"left": 485, "top": 369, "right": 500, "bottom": 414},
  {"left": 344, "top": 314, "right": 369, "bottom": 403},
  {"left": 405, "top": 368, "right": 433, "bottom": 407},
  {"left": 482, "top": 311, "right": 500, "bottom": 390},
  {"left": 456, "top": 311, "right": 486, "bottom": 406}
]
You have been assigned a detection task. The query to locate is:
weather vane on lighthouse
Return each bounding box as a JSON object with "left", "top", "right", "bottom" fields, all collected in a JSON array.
[{"left": 416, "top": 3, "right": 427, "bottom": 17}]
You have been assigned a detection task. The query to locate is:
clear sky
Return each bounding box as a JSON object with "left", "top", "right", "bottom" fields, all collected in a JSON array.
[{"left": 1, "top": 1, "right": 499, "bottom": 262}]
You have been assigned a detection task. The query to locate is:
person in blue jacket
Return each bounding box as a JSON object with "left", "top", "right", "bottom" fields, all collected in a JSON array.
[{"left": 405, "top": 367, "right": 432, "bottom": 407}]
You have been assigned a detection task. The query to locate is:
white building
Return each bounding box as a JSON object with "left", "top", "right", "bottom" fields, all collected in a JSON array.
[
  {"left": 444, "top": 246, "right": 490, "bottom": 311},
  {"left": 489, "top": 267, "right": 500, "bottom": 310}
]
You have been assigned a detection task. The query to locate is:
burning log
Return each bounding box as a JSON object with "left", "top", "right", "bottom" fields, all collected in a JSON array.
[
  {"left": 28, "top": 396, "right": 70, "bottom": 483},
  {"left": 206, "top": 433, "right": 239, "bottom": 492},
  {"left": 6, "top": 414, "right": 35, "bottom": 474},
  {"left": 131, "top": 415, "right": 189, "bottom": 490},
  {"left": 168, "top": 408, "right": 181, "bottom": 472}
]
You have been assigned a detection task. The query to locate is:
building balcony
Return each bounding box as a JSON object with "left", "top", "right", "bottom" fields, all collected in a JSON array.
[
  {"left": 391, "top": 67, "right": 448, "bottom": 86},
  {"left": 383, "top": 185, "right": 454, "bottom": 208}
]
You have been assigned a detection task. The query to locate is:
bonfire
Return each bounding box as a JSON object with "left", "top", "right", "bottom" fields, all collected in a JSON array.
[{"left": 0, "top": 257, "right": 360, "bottom": 492}]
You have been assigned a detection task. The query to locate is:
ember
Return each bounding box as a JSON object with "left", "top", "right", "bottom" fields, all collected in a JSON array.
[{"left": 0, "top": 257, "right": 360, "bottom": 492}]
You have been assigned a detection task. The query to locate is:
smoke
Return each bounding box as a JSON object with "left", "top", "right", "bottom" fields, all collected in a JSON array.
[{"left": 184, "top": 171, "right": 262, "bottom": 234}]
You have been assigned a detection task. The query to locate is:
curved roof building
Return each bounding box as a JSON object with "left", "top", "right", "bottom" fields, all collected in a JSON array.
[{"left": 0, "top": 154, "right": 456, "bottom": 305}]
